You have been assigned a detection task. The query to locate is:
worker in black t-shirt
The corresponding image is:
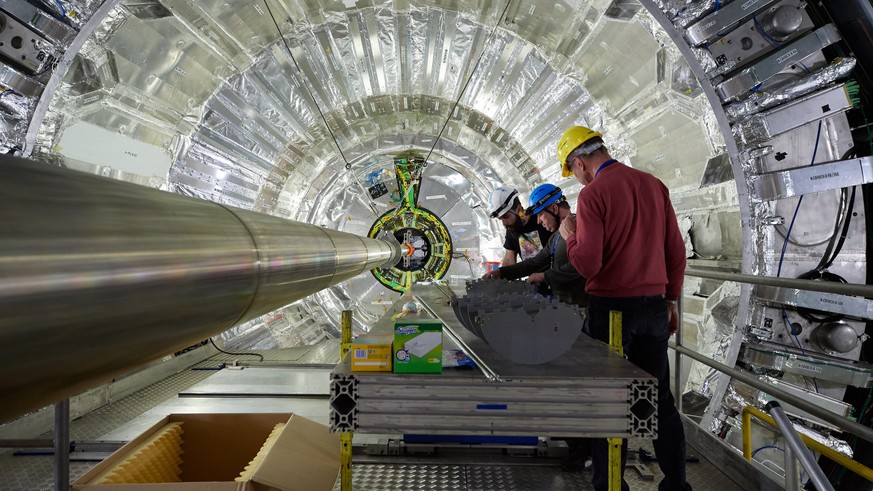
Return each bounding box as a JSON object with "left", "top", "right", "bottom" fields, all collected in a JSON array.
[{"left": 486, "top": 186, "right": 552, "bottom": 266}]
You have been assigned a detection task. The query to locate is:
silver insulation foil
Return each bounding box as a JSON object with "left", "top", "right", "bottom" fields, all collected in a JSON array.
[
  {"left": 684, "top": 281, "right": 741, "bottom": 397},
  {"left": 721, "top": 378, "right": 854, "bottom": 458},
  {"left": 672, "top": 0, "right": 719, "bottom": 28},
  {"left": 732, "top": 115, "right": 772, "bottom": 148},
  {"left": 35, "top": 0, "right": 105, "bottom": 29},
  {"left": 650, "top": 0, "right": 701, "bottom": 20},
  {"left": 28, "top": 1, "right": 725, "bottom": 350},
  {"left": 724, "top": 58, "right": 857, "bottom": 121},
  {"left": 0, "top": 90, "right": 36, "bottom": 154}
]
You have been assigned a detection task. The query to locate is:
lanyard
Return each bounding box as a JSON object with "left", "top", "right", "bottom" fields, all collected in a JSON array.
[
  {"left": 550, "top": 236, "right": 559, "bottom": 268},
  {"left": 595, "top": 159, "right": 618, "bottom": 178}
]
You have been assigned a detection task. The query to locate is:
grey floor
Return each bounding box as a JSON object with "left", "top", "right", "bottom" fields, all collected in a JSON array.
[{"left": 0, "top": 345, "right": 743, "bottom": 490}]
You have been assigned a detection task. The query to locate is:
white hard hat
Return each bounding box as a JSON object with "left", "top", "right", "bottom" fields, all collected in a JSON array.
[{"left": 488, "top": 186, "right": 519, "bottom": 218}]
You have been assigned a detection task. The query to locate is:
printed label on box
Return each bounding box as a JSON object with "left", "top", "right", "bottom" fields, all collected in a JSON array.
[
  {"left": 394, "top": 318, "right": 442, "bottom": 373},
  {"left": 351, "top": 334, "right": 393, "bottom": 372}
]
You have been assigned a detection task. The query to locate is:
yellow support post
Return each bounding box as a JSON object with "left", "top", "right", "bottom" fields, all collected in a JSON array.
[
  {"left": 608, "top": 310, "right": 623, "bottom": 356},
  {"left": 340, "top": 310, "right": 353, "bottom": 491},
  {"left": 608, "top": 310, "right": 623, "bottom": 491},
  {"left": 608, "top": 437, "right": 623, "bottom": 491},
  {"left": 341, "top": 310, "right": 353, "bottom": 360},
  {"left": 340, "top": 433, "right": 353, "bottom": 491}
]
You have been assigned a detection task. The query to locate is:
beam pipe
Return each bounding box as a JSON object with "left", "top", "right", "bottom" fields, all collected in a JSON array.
[{"left": 0, "top": 156, "right": 400, "bottom": 423}]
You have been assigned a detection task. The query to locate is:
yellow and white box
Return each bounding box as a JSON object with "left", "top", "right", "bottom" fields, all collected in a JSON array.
[{"left": 351, "top": 333, "right": 393, "bottom": 372}]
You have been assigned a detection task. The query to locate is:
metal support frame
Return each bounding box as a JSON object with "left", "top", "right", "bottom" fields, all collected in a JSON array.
[
  {"left": 53, "top": 400, "right": 69, "bottom": 491},
  {"left": 742, "top": 405, "right": 873, "bottom": 482},
  {"left": 340, "top": 310, "right": 353, "bottom": 491},
  {"left": 674, "top": 341, "right": 873, "bottom": 443},
  {"left": 784, "top": 444, "right": 800, "bottom": 491},
  {"left": 765, "top": 402, "right": 834, "bottom": 491},
  {"left": 608, "top": 310, "right": 623, "bottom": 491},
  {"left": 685, "top": 267, "right": 873, "bottom": 298}
]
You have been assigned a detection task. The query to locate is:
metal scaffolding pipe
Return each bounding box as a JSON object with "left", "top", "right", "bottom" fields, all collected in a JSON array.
[
  {"left": 765, "top": 401, "right": 834, "bottom": 491},
  {"left": 685, "top": 267, "right": 873, "bottom": 297},
  {"left": 0, "top": 155, "right": 401, "bottom": 423},
  {"left": 671, "top": 342, "right": 873, "bottom": 444}
]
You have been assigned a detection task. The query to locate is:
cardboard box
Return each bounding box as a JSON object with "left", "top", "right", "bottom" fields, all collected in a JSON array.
[
  {"left": 394, "top": 316, "right": 443, "bottom": 373},
  {"left": 73, "top": 413, "right": 340, "bottom": 491},
  {"left": 351, "top": 333, "right": 393, "bottom": 372}
]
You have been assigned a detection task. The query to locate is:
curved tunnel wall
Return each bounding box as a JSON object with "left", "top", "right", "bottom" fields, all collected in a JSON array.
[{"left": 23, "top": 0, "right": 728, "bottom": 338}]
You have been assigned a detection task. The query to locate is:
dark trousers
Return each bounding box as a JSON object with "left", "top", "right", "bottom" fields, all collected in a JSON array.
[{"left": 587, "top": 295, "right": 690, "bottom": 491}]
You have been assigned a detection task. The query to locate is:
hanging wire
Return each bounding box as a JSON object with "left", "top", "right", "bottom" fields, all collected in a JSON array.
[
  {"left": 262, "top": 0, "right": 353, "bottom": 170},
  {"left": 776, "top": 120, "right": 823, "bottom": 393},
  {"left": 422, "top": 0, "right": 516, "bottom": 168},
  {"left": 209, "top": 338, "right": 265, "bottom": 362}
]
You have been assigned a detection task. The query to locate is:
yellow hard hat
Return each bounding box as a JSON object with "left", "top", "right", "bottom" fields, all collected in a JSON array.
[{"left": 557, "top": 126, "right": 602, "bottom": 177}]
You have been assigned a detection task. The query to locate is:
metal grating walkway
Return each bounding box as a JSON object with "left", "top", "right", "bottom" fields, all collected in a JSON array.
[{"left": 0, "top": 344, "right": 742, "bottom": 491}]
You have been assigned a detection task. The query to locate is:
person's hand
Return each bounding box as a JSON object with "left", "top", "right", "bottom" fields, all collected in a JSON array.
[
  {"left": 667, "top": 302, "right": 679, "bottom": 335},
  {"left": 482, "top": 268, "right": 502, "bottom": 280},
  {"left": 526, "top": 272, "right": 545, "bottom": 284},
  {"left": 559, "top": 214, "right": 576, "bottom": 240}
]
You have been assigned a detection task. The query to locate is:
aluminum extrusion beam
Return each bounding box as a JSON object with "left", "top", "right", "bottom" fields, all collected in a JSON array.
[
  {"left": 330, "top": 284, "right": 658, "bottom": 438},
  {"left": 0, "top": 155, "right": 401, "bottom": 423}
]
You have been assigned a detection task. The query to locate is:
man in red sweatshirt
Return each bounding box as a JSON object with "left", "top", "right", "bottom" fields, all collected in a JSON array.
[{"left": 557, "top": 126, "right": 690, "bottom": 491}]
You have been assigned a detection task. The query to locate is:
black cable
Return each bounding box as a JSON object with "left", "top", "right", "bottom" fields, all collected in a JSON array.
[
  {"left": 794, "top": 270, "right": 848, "bottom": 323},
  {"left": 820, "top": 186, "right": 857, "bottom": 271},
  {"left": 788, "top": 146, "right": 858, "bottom": 324},
  {"left": 794, "top": 185, "right": 854, "bottom": 324},
  {"left": 209, "top": 338, "right": 265, "bottom": 362},
  {"left": 262, "top": 0, "right": 352, "bottom": 169},
  {"left": 422, "top": 0, "right": 516, "bottom": 168},
  {"left": 811, "top": 148, "right": 858, "bottom": 264}
]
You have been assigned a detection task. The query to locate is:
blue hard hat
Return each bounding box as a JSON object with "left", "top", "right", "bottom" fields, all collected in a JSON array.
[{"left": 527, "top": 184, "right": 565, "bottom": 215}]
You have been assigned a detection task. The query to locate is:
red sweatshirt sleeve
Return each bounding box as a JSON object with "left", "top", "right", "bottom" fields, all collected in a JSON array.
[
  {"left": 663, "top": 186, "right": 686, "bottom": 300},
  {"left": 567, "top": 189, "right": 605, "bottom": 279}
]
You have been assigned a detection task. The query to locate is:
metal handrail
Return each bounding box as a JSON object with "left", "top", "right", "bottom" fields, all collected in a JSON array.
[
  {"left": 673, "top": 267, "right": 873, "bottom": 486},
  {"left": 685, "top": 267, "right": 873, "bottom": 297},
  {"left": 669, "top": 343, "right": 873, "bottom": 444},
  {"left": 743, "top": 405, "right": 873, "bottom": 484},
  {"left": 766, "top": 402, "right": 834, "bottom": 490}
]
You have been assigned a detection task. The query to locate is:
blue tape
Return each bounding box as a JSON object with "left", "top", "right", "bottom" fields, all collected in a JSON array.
[{"left": 476, "top": 404, "right": 508, "bottom": 410}]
